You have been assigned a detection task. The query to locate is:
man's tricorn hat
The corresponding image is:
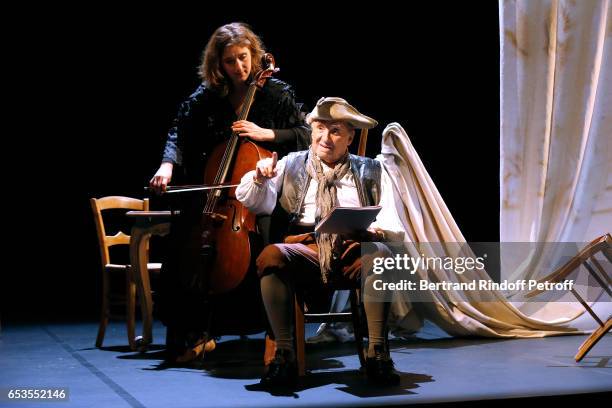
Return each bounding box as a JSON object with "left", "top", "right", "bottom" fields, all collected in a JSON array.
[{"left": 306, "top": 97, "right": 378, "bottom": 129}]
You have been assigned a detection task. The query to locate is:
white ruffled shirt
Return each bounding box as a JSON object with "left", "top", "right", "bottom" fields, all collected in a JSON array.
[{"left": 235, "top": 156, "right": 404, "bottom": 237}]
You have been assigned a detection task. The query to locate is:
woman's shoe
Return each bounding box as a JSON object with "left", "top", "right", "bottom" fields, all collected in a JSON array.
[{"left": 175, "top": 332, "right": 216, "bottom": 363}]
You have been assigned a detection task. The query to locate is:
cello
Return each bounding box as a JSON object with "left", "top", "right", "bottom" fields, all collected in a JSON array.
[
  {"left": 167, "top": 54, "right": 278, "bottom": 337},
  {"left": 200, "top": 52, "right": 277, "bottom": 293}
]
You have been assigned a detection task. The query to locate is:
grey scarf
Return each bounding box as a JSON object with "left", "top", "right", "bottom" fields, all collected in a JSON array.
[{"left": 306, "top": 148, "right": 351, "bottom": 283}]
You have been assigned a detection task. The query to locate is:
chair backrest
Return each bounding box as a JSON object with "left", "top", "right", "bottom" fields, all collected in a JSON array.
[
  {"left": 356, "top": 128, "right": 368, "bottom": 157},
  {"left": 90, "top": 196, "right": 149, "bottom": 267}
]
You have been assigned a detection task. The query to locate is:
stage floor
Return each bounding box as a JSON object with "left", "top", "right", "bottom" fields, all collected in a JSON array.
[{"left": 0, "top": 320, "right": 610, "bottom": 407}]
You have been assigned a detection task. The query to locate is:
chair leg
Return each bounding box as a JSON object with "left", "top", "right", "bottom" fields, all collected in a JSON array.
[
  {"left": 96, "top": 311, "right": 109, "bottom": 348},
  {"left": 385, "top": 325, "right": 390, "bottom": 354},
  {"left": 575, "top": 319, "right": 612, "bottom": 362},
  {"left": 591, "top": 257, "right": 612, "bottom": 287},
  {"left": 126, "top": 269, "right": 137, "bottom": 350},
  {"left": 95, "top": 267, "right": 110, "bottom": 348},
  {"left": 294, "top": 296, "right": 306, "bottom": 376},
  {"left": 583, "top": 260, "right": 612, "bottom": 297},
  {"left": 350, "top": 289, "right": 366, "bottom": 368}
]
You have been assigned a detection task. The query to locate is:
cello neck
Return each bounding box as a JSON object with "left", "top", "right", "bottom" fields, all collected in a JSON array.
[
  {"left": 236, "top": 83, "right": 258, "bottom": 121},
  {"left": 211, "top": 81, "right": 258, "bottom": 188},
  {"left": 205, "top": 53, "right": 278, "bottom": 212}
]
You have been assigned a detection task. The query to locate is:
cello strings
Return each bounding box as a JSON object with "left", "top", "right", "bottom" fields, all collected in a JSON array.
[{"left": 205, "top": 82, "right": 258, "bottom": 213}]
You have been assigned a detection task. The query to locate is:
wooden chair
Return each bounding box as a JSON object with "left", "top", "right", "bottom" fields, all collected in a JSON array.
[
  {"left": 295, "top": 285, "right": 365, "bottom": 376},
  {"left": 263, "top": 268, "right": 368, "bottom": 377},
  {"left": 90, "top": 196, "right": 162, "bottom": 349},
  {"left": 526, "top": 233, "right": 611, "bottom": 361}
]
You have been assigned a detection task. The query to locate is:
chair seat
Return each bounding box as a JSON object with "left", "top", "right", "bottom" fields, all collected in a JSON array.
[
  {"left": 105, "top": 263, "right": 162, "bottom": 273},
  {"left": 146, "top": 263, "right": 162, "bottom": 272},
  {"left": 105, "top": 264, "right": 129, "bottom": 271},
  {"left": 303, "top": 312, "right": 353, "bottom": 323},
  {"left": 326, "top": 282, "right": 360, "bottom": 290}
]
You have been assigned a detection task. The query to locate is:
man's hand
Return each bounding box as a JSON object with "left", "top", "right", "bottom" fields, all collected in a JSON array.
[
  {"left": 233, "top": 120, "right": 275, "bottom": 142},
  {"left": 284, "top": 233, "right": 315, "bottom": 244},
  {"left": 149, "top": 162, "right": 173, "bottom": 195},
  {"left": 254, "top": 152, "right": 278, "bottom": 183},
  {"left": 343, "top": 227, "right": 385, "bottom": 243}
]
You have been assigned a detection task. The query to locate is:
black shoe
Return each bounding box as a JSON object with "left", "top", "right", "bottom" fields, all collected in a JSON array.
[
  {"left": 365, "top": 347, "right": 400, "bottom": 385},
  {"left": 260, "top": 349, "right": 297, "bottom": 388}
]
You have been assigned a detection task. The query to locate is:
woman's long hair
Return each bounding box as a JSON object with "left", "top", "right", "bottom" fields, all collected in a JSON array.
[{"left": 199, "top": 22, "right": 265, "bottom": 96}]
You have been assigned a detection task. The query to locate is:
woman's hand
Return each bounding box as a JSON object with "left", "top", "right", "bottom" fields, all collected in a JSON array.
[
  {"left": 232, "top": 120, "right": 275, "bottom": 142},
  {"left": 149, "top": 162, "right": 173, "bottom": 194}
]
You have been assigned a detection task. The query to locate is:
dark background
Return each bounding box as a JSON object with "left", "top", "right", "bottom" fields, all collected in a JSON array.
[{"left": 5, "top": 3, "right": 500, "bottom": 322}]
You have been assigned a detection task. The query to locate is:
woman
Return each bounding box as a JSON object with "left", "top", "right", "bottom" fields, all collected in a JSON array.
[
  {"left": 150, "top": 22, "right": 309, "bottom": 192},
  {"left": 149, "top": 22, "right": 310, "bottom": 363}
]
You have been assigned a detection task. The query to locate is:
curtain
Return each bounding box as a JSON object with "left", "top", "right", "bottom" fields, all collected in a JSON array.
[
  {"left": 321, "top": 0, "right": 611, "bottom": 339},
  {"left": 499, "top": 0, "right": 611, "bottom": 325}
]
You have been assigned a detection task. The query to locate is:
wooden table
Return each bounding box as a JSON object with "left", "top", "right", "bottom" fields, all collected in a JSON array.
[{"left": 126, "top": 211, "right": 172, "bottom": 349}]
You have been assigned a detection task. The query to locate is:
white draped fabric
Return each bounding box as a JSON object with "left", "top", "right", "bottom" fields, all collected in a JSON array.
[
  {"left": 377, "top": 0, "right": 612, "bottom": 338},
  {"left": 498, "top": 0, "right": 611, "bottom": 325},
  {"left": 500, "top": 0, "right": 611, "bottom": 246},
  {"left": 320, "top": 0, "right": 611, "bottom": 339},
  {"left": 379, "top": 123, "right": 586, "bottom": 337}
]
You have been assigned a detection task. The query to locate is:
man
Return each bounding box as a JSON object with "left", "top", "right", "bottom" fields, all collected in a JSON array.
[{"left": 236, "top": 97, "right": 403, "bottom": 387}]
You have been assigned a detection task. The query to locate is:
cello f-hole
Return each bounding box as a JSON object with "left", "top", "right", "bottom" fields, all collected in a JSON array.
[{"left": 230, "top": 204, "right": 241, "bottom": 232}]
